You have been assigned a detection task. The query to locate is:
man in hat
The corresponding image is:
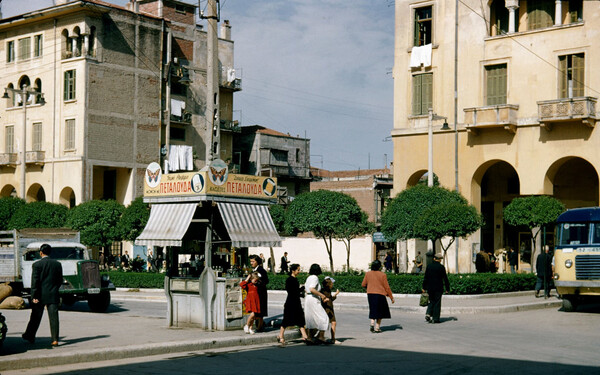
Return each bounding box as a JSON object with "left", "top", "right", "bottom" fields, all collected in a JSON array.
[{"left": 422, "top": 253, "right": 450, "bottom": 324}]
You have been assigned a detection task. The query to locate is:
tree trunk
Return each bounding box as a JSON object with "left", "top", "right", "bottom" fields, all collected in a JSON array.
[
  {"left": 321, "top": 236, "right": 335, "bottom": 273},
  {"left": 269, "top": 246, "right": 276, "bottom": 274},
  {"left": 342, "top": 239, "right": 351, "bottom": 273}
]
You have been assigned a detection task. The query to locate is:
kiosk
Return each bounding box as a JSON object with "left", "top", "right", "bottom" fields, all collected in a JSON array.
[{"left": 135, "top": 162, "right": 281, "bottom": 330}]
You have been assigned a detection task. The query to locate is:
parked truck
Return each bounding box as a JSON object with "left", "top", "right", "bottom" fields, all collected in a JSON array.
[{"left": 0, "top": 228, "right": 115, "bottom": 312}]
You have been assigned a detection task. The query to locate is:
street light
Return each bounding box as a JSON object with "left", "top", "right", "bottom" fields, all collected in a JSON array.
[
  {"left": 427, "top": 108, "right": 447, "bottom": 187},
  {"left": 3, "top": 85, "right": 45, "bottom": 199}
]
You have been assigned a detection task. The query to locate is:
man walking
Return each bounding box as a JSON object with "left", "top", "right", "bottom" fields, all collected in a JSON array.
[
  {"left": 280, "top": 252, "right": 290, "bottom": 274},
  {"left": 22, "top": 244, "right": 63, "bottom": 347},
  {"left": 508, "top": 247, "right": 518, "bottom": 274},
  {"left": 535, "top": 245, "right": 553, "bottom": 299},
  {"left": 422, "top": 253, "right": 450, "bottom": 324}
]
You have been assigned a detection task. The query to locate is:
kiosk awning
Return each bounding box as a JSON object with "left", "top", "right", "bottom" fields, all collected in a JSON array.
[
  {"left": 135, "top": 203, "right": 197, "bottom": 247},
  {"left": 218, "top": 202, "right": 282, "bottom": 247}
]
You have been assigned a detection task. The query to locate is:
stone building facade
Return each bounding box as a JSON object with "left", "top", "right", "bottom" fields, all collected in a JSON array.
[
  {"left": 0, "top": 0, "right": 239, "bottom": 207},
  {"left": 392, "top": 0, "right": 599, "bottom": 272}
]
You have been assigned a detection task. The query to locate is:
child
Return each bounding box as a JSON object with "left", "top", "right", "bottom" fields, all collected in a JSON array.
[
  {"left": 240, "top": 272, "right": 261, "bottom": 334},
  {"left": 321, "top": 276, "right": 341, "bottom": 344}
]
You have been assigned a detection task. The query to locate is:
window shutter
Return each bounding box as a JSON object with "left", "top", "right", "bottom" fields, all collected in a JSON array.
[
  {"left": 422, "top": 73, "right": 432, "bottom": 115},
  {"left": 64, "top": 71, "right": 68, "bottom": 101},
  {"left": 412, "top": 75, "right": 422, "bottom": 115},
  {"left": 486, "top": 64, "right": 507, "bottom": 105},
  {"left": 573, "top": 54, "right": 584, "bottom": 97},
  {"left": 558, "top": 56, "right": 567, "bottom": 99}
]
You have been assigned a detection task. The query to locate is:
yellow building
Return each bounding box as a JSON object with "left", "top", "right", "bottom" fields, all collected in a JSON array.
[{"left": 392, "top": 0, "right": 599, "bottom": 272}]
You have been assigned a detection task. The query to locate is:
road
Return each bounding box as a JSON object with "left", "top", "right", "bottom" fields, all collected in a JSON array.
[{"left": 4, "top": 299, "right": 599, "bottom": 375}]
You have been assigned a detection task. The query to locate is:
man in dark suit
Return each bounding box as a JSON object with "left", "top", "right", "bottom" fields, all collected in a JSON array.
[
  {"left": 23, "top": 244, "right": 63, "bottom": 347},
  {"left": 422, "top": 253, "right": 450, "bottom": 324},
  {"left": 280, "top": 252, "right": 289, "bottom": 274}
]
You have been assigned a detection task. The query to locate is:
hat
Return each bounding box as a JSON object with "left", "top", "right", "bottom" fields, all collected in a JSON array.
[
  {"left": 434, "top": 253, "right": 443, "bottom": 260},
  {"left": 324, "top": 276, "right": 335, "bottom": 283}
]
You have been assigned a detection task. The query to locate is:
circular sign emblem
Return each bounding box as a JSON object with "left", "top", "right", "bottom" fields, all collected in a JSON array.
[
  {"left": 191, "top": 173, "right": 205, "bottom": 193},
  {"left": 263, "top": 177, "right": 276, "bottom": 197},
  {"left": 208, "top": 159, "right": 229, "bottom": 186},
  {"left": 145, "top": 162, "right": 162, "bottom": 188}
]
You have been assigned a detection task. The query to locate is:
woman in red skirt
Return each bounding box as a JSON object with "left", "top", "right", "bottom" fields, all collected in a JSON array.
[{"left": 240, "top": 272, "right": 261, "bottom": 334}]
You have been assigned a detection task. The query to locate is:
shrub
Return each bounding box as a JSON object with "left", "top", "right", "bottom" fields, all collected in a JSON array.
[
  {"left": 0, "top": 197, "right": 25, "bottom": 230},
  {"left": 103, "top": 271, "right": 165, "bottom": 289},
  {"left": 8, "top": 201, "right": 68, "bottom": 229}
]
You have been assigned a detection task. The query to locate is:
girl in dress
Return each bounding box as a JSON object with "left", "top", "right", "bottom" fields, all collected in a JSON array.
[
  {"left": 240, "top": 272, "right": 261, "bottom": 334},
  {"left": 304, "top": 264, "right": 330, "bottom": 344},
  {"left": 321, "top": 276, "right": 340, "bottom": 344},
  {"left": 277, "top": 264, "right": 310, "bottom": 346}
]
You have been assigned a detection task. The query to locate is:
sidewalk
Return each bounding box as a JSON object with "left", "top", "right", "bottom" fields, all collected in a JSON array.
[{"left": 0, "top": 289, "right": 561, "bottom": 372}]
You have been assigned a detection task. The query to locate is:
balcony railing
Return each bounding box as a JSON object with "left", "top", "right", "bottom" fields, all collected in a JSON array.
[
  {"left": 220, "top": 119, "right": 241, "bottom": 132},
  {"left": 463, "top": 104, "right": 519, "bottom": 134},
  {"left": 26, "top": 151, "right": 45, "bottom": 164},
  {"left": 220, "top": 78, "right": 242, "bottom": 91},
  {"left": 537, "top": 96, "right": 597, "bottom": 130},
  {"left": 0, "top": 153, "right": 18, "bottom": 166}
]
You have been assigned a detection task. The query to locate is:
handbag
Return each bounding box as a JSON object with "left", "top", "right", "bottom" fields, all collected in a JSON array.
[{"left": 419, "top": 292, "right": 429, "bottom": 307}]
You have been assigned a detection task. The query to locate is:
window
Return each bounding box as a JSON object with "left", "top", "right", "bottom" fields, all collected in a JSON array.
[
  {"left": 296, "top": 148, "right": 301, "bottom": 162},
  {"left": 170, "top": 127, "right": 186, "bottom": 141},
  {"left": 5, "top": 126, "right": 14, "bottom": 154},
  {"left": 485, "top": 64, "right": 507, "bottom": 105},
  {"left": 64, "top": 70, "right": 76, "bottom": 101},
  {"left": 569, "top": 0, "right": 583, "bottom": 23},
  {"left": 527, "top": 0, "right": 554, "bottom": 30},
  {"left": 559, "top": 53, "right": 584, "bottom": 98},
  {"left": 412, "top": 73, "right": 432, "bottom": 115},
  {"left": 6, "top": 41, "right": 15, "bottom": 62},
  {"left": 414, "top": 6, "right": 432, "bottom": 46},
  {"left": 271, "top": 149, "right": 288, "bottom": 163},
  {"left": 175, "top": 4, "right": 186, "bottom": 13},
  {"left": 65, "top": 119, "right": 75, "bottom": 150},
  {"left": 490, "top": 0, "right": 509, "bottom": 36},
  {"left": 34, "top": 35, "right": 43, "bottom": 57},
  {"left": 18, "top": 37, "right": 31, "bottom": 60},
  {"left": 32, "top": 122, "right": 42, "bottom": 151}
]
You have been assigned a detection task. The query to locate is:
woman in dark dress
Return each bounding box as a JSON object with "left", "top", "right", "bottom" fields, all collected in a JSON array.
[
  {"left": 250, "top": 254, "right": 269, "bottom": 331},
  {"left": 277, "top": 264, "right": 310, "bottom": 345}
]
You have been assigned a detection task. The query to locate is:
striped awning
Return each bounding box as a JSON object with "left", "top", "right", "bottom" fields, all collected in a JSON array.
[
  {"left": 218, "top": 202, "right": 282, "bottom": 247},
  {"left": 135, "top": 203, "right": 197, "bottom": 247}
]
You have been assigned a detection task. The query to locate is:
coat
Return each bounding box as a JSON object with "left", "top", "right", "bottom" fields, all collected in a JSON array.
[{"left": 31, "top": 256, "right": 63, "bottom": 305}]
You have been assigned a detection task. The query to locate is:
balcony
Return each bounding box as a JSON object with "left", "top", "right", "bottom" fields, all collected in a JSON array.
[
  {"left": 220, "top": 119, "right": 240, "bottom": 132},
  {"left": 220, "top": 78, "right": 242, "bottom": 92},
  {"left": 0, "top": 153, "right": 18, "bottom": 167},
  {"left": 537, "top": 97, "right": 597, "bottom": 130},
  {"left": 463, "top": 104, "right": 519, "bottom": 134},
  {"left": 26, "top": 151, "right": 45, "bottom": 165}
]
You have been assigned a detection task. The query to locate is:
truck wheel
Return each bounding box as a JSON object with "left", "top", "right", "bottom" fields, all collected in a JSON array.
[
  {"left": 60, "top": 296, "right": 76, "bottom": 307},
  {"left": 562, "top": 297, "right": 577, "bottom": 312},
  {"left": 88, "top": 291, "right": 111, "bottom": 313}
]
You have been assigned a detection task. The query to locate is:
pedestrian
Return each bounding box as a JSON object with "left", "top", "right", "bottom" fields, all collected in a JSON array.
[
  {"left": 304, "top": 264, "right": 330, "bottom": 344},
  {"left": 249, "top": 254, "right": 269, "bottom": 331},
  {"left": 535, "top": 245, "right": 553, "bottom": 299},
  {"left": 22, "top": 244, "right": 63, "bottom": 347},
  {"left": 280, "top": 252, "right": 290, "bottom": 274},
  {"left": 413, "top": 251, "right": 423, "bottom": 273},
  {"left": 240, "top": 272, "right": 261, "bottom": 334},
  {"left": 488, "top": 250, "right": 497, "bottom": 273},
  {"left": 121, "top": 251, "right": 130, "bottom": 269},
  {"left": 259, "top": 253, "right": 266, "bottom": 267},
  {"left": 422, "top": 253, "right": 450, "bottom": 324},
  {"left": 508, "top": 247, "right": 518, "bottom": 274},
  {"left": 321, "top": 276, "right": 340, "bottom": 344},
  {"left": 147, "top": 250, "right": 156, "bottom": 272},
  {"left": 361, "top": 260, "right": 395, "bottom": 333},
  {"left": 384, "top": 252, "right": 393, "bottom": 272},
  {"left": 475, "top": 249, "right": 490, "bottom": 273},
  {"left": 277, "top": 264, "right": 311, "bottom": 346},
  {"left": 99, "top": 251, "right": 106, "bottom": 271}
]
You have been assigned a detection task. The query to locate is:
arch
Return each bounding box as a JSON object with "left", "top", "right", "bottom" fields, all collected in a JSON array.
[
  {"left": 72, "top": 26, "right": 82, "bottom": 57},
  {"left": 59, "top": 187, "right": 77, "bottom": 208},
  {"left": 544, "top": 156, "right": 599, "bottom": 208},
  {"left": 89, "top": 26, "right": 96, "bottom": 57},
  {"left": 61, "top": 29, "right": 71, "bottom": 58},
  {"left": 34, "top": 78, "right": 42, "bottom": 104},
  {"left": 406, "top": 169, "right": 440, "bottom": 188},
  {"left": 26, "top": 183, "right": 46, "bottom": 203},
  {"left": 0, "top": 185, "right": 17, "bottom": 197},
  {"left": 7, "top": 83, "right": 15, "bottom": 107},
  {"left": 17, "top": 76, "right": 31, "bottom": 106}
]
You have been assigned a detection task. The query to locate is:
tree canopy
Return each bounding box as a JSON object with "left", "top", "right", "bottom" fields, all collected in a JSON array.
[
  {"left": 67, "top": 200, "right": 125, "bottom": 249},
  {"left": 269, "top": 204, "right": 285, "bottom": 233},
  {"left": 0, "top": 196, "right": 25, "bottom": 230},
  {"left": 285, "top": 190, "right": 366, "bottom": 272},
  {"left": 117, "top": 197, "right": 150, "bottom": 242},
  {"left": 8, "top": 201, "right": 68, "bottom": 229}
]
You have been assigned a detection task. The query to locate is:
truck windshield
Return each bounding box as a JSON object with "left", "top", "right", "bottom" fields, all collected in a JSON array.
[
  {"left": 558, "top": 223, "right": 589, "bottom": 246},
  {"left": 25, "top": 247, "right": 85, "bottom": 260}
]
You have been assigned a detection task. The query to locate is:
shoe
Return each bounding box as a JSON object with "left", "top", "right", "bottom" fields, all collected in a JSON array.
[
  {"left": 22, "top": 334, "right": 35, "bottom": 344},
  {"left": 535, "top": 291, "right": 540, "bottom": 298},
  {"left": 243, "top": 325, "right": 249, "bottom": 334},
  {"left": 425, "top": 315, "right": 431, "bottom": 322},
  {"left": 370, "top": 325, "right": 374, "bottom": 332},
  {"left": 248, "top": 328, "right": 255, "bottom": 335},
  {"left": 333, "top": 340, "right": 342, "bottom": 345},
  {"left": 301, "top": 338, "right": 315, "bottom": 345},
  {"left": 374, "top": 328, "right": 382, "bottom": 333},
  {"left": 51, "top": 341, "right": 59, "bottom": 347}
]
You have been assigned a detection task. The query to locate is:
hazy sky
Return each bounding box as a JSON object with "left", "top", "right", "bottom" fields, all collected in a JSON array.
[{"left": 2, "top": 0, "right": 394, "bottom": 171}]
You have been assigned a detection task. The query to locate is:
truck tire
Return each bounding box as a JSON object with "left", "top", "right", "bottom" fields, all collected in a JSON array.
[
  {"left": 562, "top": 297, "right": 577, "bottom": 312},
  {"left": 87, "top": 291, "right": 111, "bottom": 313},
  {"left": 60, "top": 296, "right": 76, "bottom": 307},
  {"left": 0, "top": 312, "right": 6, "bottom": 349}
]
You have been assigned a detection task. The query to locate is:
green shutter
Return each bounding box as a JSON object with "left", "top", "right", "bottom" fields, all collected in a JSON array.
[
  {"left": 64, "top": 71, "right": 68, "bottom": 101},
  {"left": 573, "top": 53, "right": 584, "bottom": 97},
  {"left": 422, "top": 73, "right": 432, "bottom": 114},
  {"left": 558, "top": 56, "right": 567, "bottom": 99},
  {"left": 486, "top": 64, "right": 507, "bottom": 105},
  {"left": 412, "top": 75, "right": 422, "bottom": 115}
]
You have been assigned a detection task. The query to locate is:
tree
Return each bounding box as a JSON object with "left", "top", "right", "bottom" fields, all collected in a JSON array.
[
  {"left": 413, "top": 202, "right": 483, "bottom": 267},
  {"left": 117, "top": 197, "right": 150, "bottom": 242},
  {"left": 0, "top": 196, "right": 25, "bottom": 230},
  {"left": 503, "top": 195, "right": 565, "bottom": 270},
  {"left": 67, "top": 200, "right": 125, "bottom": 251},
  {"left": 284, "top": 190, "right": 365, "bottom": 273},
  {"left": 268, "top": 204, "right": 286, "bottom": 273},
  {"left": 8, "top": 201, "right": 68, "bottom": 229},
  {"left": 335, "top": 211, "right": 374, "bottom": 273}
]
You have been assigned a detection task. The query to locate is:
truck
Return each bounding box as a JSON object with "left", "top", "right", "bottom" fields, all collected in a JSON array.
[{"left": 0, "top": 228, "right": 115, "bottom": 312}]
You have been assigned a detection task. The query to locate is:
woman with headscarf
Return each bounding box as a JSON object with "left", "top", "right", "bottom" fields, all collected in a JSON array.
[
  {"left": 362, "top": 259, "right": 395, "bottom": 333},
  {"left": 277, "top": 264, "right": 311, "bottom": 345}
]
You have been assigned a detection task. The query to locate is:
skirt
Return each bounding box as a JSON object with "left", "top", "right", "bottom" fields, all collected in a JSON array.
[{"left": 367, "top": 293, "right": 391, "bottom": 319}]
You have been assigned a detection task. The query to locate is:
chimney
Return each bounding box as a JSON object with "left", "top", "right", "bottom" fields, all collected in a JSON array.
[{"left": 220, "top": 20, "right": 231, "bottom": 40}]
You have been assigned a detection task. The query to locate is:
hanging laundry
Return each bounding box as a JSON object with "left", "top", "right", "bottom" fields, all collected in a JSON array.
[{"left": 410, "top": 44, "right": 432, "bottom": 68}]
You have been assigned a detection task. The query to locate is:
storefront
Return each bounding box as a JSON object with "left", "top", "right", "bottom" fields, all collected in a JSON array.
[{"left": 135, "top": 163, "right": 281, "bottom": 330}]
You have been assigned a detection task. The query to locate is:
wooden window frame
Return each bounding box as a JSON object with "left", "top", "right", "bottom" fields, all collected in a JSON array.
[{"left": 485, "top": 63, "right": 508, "bottom": 105}]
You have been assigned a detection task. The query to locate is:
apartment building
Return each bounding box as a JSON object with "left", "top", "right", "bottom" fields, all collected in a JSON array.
[
  {"left": 392, "top": 0, "right": 598, "bottom": 272},
  {"left": 0, "top": 0, "right": 239, "bottom": 206}
]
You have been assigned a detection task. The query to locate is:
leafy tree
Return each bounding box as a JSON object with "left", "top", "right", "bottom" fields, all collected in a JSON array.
[
  {"left": 117, "top": 197, "right": 150, "bottom": 242},
  {"left": 8, "top": 201, "right": 68, "bottom": 229},
  {"left": 67, "top": 200, "right": 125, "bottom": 251},
  {"left": 0, "top": 196, "right": 25, "bottom": 230},
  {"left": 285, "top": 190, "right": 364, "bottom": 273},
  {"left": 413, "top": 202, "right": 483, "bottom": 267},
  {"left": 335, "top": 211, "right": 374, "bottom": 273},
  {"left": 503, "top": 195, "right": 565, "bottom": 270},
  {"left": 269, "top": 204, "right": 285, "bottom": 233}
]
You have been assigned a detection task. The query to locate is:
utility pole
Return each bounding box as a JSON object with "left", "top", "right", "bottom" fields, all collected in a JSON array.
[{"left": 204, "top": 0, "right": 220, "bottom": 163}]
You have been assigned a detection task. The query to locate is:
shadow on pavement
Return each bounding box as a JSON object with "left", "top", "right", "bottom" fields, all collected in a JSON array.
[{"left": 59, "top": 302, "right": 128, "bottom": 314}]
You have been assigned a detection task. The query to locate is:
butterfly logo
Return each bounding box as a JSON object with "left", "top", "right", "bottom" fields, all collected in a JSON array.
[
  {"left": 145, "top": 163, "right": 162, "bottom": 188},
  {"left": 147, "top": 168, "right": 160, "bottom": 183},
  {"left": 210, "top": 167, "right": 227, "bottom": 183}
]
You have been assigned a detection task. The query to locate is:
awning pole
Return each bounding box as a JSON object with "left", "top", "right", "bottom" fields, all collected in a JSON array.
[{"left": 205, "top": 204, "right": 213, "bottom": 269}]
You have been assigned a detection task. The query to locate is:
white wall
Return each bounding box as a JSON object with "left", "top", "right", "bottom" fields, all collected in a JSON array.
[{"left": 249, "top": 236, "right": 374, "bottom": 273}]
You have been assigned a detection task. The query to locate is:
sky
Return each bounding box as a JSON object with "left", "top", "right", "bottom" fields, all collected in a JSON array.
[{"left": 2, "top": 0, "right": 395, "bottom": 172}]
